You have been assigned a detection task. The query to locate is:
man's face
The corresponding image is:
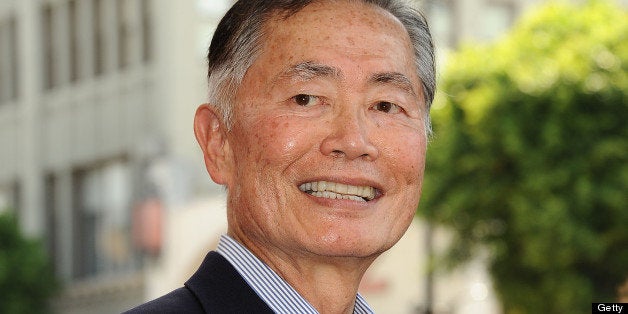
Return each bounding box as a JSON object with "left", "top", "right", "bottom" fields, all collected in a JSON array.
[{"left": 222, "top": 1, "right": 427, "bottom": 259}]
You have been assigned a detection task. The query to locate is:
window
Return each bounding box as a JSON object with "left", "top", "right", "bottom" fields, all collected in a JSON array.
[
  {"left": 0, "top": 14, "right": 19, "bottom": 101},
  {"left": 140, "top": 0, "right": 152, "bottom": 63},
  {"left": 118, "top": 0, "right": 154, "bottom": 69},
  {"left": 9, "top": 16, "right": 18, "bottom": 100},
  {"left": 72, "top": 161, "right": 135, "bottom": 278},
  {"left": 38, "top": 0, "right": 152, "bottom": 90},
  {"left": 0, "top": 22, "right": 3, "bottom": 102},
  {"left": 68, "top": 0, "right": 80, "bottom": 82},
  {"left": 93, "top": 0, "right": 105, "bottom": 76},
  {"left": 44, "top": 175, "right": 58, "bottom": 273},
  {"left": 42, "top": 3, "right": 56, "bottom": 90},
  {"left": 117, "top": 0, "right": 131, "bottom": 69}
]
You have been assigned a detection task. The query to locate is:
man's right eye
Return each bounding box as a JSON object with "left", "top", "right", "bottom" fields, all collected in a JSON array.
[{"left": 293, "top": 94, "right": 318, "bottom": 107}]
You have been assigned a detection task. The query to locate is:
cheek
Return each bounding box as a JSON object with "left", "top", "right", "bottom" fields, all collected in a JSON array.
[
  {"left": 241, "top": 117, "right": 312, "bottom": 169},
  {"left": 385, "top": 131, "right": 426, "bottom": 177}
]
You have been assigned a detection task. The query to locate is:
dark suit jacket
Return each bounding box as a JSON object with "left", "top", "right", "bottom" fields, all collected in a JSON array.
[{"left": 123, "top": 251, "right": 275, "bottom": 313}]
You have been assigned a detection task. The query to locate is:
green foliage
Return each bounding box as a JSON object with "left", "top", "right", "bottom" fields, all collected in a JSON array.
[
  {"left": 419, "top": 1, "right": 628, "bottom": 313},
  {"left": 0, "top": 212, "right": 57, "bottom": 314}
]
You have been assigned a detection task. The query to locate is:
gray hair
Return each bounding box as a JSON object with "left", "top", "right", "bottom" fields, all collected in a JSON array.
[{"left": 207, "top": 0, "right": 435, "bottom": 134}]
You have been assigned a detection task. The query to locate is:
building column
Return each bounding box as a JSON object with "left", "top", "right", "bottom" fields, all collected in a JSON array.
[{"left": 18, "top": 0, "right": 44, "bottom": 237}]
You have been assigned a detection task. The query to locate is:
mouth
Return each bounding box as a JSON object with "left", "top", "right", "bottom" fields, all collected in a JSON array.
[{"left": 298, "top": 181, "right": 379, "bottom": 202}]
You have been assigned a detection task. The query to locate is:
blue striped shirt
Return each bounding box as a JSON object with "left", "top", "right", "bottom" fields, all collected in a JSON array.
[{"left": 216, "top": 235, "right": 375, "bottom": 314}]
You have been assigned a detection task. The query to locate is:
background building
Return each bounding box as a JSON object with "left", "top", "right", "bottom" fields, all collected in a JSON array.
[
  {"left": 4, "top": 0, "right": 616, "bottom": 313},
  {"left": 0, "top": 0, "right": 218, "bottom": 312}
]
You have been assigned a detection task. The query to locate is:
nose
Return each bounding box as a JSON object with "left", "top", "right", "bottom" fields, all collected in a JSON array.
[{"left": 320, "top": 109, "right": 379, "bottom": 161}]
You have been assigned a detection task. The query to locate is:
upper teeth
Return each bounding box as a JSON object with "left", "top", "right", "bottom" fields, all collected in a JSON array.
[{"left": 298, "top": 181, "right": 376, "bottom": 202}]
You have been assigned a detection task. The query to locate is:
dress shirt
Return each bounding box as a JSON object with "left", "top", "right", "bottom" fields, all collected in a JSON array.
[{"left": 216, "top": 235, "right": 375, "bottom": 314}]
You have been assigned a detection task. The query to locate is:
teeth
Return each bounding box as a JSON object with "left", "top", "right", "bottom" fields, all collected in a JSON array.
[
  {"left": 318, "top": 181, "right": 326, "bottom": 191},
  {"left": 298, "top": 181, "right": 377, "bottom": 201}
]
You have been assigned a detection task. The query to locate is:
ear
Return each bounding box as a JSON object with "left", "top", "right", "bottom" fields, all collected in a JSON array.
[{"left": 193, "top": 104, "right": 233, "bottom": 186}]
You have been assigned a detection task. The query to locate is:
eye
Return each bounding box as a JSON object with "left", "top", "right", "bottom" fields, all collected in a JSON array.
[
  {"left": 372, "top": 101, "right": 402, "bottom": 114},
  {"left": 292, "top": 94, "right": 319, "bottom": 107}
]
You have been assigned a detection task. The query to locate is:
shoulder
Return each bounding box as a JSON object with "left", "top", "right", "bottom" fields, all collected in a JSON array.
[
  {"left": 185, "top": 251, "right": 275, "bottom": 313},
  {"left": 122, "top": 251, "right": 274, "bottom": 314},
  {"left": 122, "top": 287, "right": 203, "bottom": 314}
]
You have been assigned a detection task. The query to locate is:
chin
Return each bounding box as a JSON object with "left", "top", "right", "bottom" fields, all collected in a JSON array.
[{"left": 306, "top": 231, "right": 398, "bottom": 259}]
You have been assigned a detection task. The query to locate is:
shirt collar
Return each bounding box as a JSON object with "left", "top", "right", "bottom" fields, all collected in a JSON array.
[{"left": 216, "top": 235, "right": 375, "bottom": 314}]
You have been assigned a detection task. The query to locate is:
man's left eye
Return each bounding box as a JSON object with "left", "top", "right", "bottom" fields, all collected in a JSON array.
[
  {"left": 372, "top": 101, "right": 402, "bottom": 114},
  {"left": 293, "top": 94, "right": 319, "bottom": 107}
]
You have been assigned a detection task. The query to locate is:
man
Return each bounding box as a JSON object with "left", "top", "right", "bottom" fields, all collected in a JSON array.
[{"left": 125, "top": 0, "right": 434, "bottom": 313}]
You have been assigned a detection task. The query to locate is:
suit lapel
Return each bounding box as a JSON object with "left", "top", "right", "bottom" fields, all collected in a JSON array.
[{"left": 185, "top": 251, "right": 275, "bottom": 313}]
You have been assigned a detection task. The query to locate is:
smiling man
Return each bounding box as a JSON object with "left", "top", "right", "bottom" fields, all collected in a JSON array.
[{"left": 125, "top": 0, "right": 434, "bottom": 313}]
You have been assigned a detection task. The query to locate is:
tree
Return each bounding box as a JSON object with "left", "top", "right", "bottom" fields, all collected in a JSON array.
[
  {"left": 0, "top": 212, "right": 57, "bottom": 314},
  {"left": 419, "top": 1, "right": 627, "bottom": 313}
]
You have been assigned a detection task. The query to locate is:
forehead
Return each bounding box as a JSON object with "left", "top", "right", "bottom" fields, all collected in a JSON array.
[
  {"left": 231, "top": 0, "right": 423, "bottom": 108},
  {"left": 260, "top": 1, "right": 414, "bottom": 65},
  {"left": 271, "top": 1, "right": 405, "bottom": 31}
]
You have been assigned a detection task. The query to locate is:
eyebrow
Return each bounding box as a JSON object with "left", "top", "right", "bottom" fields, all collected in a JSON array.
[
  {"left": 275, "top": 61, "right": 418, "bottom": 97},
  {"left": 275, "top": 61, "right": 341, "bottom": 82},
  {"left": 369, "top": 72, "right": 418, "bottom": 97}
]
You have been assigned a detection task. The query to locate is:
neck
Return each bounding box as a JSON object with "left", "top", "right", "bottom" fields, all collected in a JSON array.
[
  {"left": 272, "top": 254, "right": 373, "bottom": 314},
  {"left": 233, "top": 234, "right": 377, "bottom": 314}
]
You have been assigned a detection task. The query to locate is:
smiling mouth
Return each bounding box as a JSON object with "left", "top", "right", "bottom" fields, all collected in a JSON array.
[{"left": 298, "top": 181, "right": 377, "bottom": 202}]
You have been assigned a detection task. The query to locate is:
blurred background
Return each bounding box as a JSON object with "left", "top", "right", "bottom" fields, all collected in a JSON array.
[{"left": 0, "top": 0, "right": 625, "bottom": 313}]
